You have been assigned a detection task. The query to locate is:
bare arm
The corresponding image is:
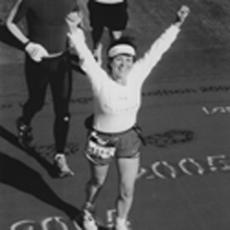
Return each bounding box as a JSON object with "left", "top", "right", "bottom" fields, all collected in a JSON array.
[
  {"left": 6, "top": 0, "right": 49, "bottom": 62},
  {"left": 6, "top": 0, "right": 29, "bottom": 45},
  {"left": 67, "top": 26, "right": 108, "bottom": 90}
]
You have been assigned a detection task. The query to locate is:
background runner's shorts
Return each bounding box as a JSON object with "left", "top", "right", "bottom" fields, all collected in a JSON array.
[
  {"left": 85, "top": 128, "right": 142, "bottom": 165},
  {"left": 88, "top": 0, "right": 128, "bottom": 31}
]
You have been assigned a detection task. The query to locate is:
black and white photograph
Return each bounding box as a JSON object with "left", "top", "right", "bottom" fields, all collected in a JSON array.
[{"left": 0, "top": 0, "right": 230, "bottom": 230}]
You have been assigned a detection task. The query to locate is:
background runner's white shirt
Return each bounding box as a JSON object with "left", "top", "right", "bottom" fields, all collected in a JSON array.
[
  {"left": 94, "top": 0, "right": 124, "bottom": 4},
  {"left": 72, "top": 25, "right": 180, "bottom": 133}
]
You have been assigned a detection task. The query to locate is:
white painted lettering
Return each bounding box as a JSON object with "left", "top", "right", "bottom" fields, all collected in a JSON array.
[
  {"left": 179, "top": 158, "right": 205, "bottom": 176},
  {"left": 151, "top": 161, "right": 177, "bottom": 179},
  {"left": 207, "top": 155, "right": 230, "bottom": 172}
]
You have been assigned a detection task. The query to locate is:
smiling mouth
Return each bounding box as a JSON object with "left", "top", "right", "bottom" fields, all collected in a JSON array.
[{"left": 118, "top": 66, "right": 129, "bottom": 72}]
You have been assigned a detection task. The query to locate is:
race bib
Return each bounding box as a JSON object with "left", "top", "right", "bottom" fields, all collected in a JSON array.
[{"left": 85, "top": 135, "right": 116, "bottom": 164}]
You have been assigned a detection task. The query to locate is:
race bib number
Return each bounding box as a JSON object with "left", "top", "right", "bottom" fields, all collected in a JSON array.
[{"left": 85, "top": 136, "right": 116, "bottom": 164}]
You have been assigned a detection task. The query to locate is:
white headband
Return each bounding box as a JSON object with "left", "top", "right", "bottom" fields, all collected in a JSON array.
[{"left": 108, "top": 44, "right": 136, "bottom": 58}]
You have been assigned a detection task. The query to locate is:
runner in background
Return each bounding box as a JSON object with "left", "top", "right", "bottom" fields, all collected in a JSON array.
[
  {"left": 67, "top": 4, "right": 190, "bottom": 230},
  {"left": 87, "top": 0, "right": 128, "bottom": 65},
  {"left": 6, "top": 0, "right": 83, "bottom": 178}
]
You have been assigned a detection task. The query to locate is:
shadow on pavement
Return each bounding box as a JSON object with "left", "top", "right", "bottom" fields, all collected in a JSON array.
[
  {"left": 0, "top": 152, "right": 82, "bottom": 219},
  {"left": 0, "top": 125, "right": 59, "bottom": 178},
  {"left": 0, "top": 126, "right": 110, "bottom": 229},
  {"left": 0, "top": 151, "right": 111, "bottom": 229}
]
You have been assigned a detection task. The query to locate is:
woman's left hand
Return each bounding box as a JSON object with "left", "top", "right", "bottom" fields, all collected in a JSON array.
[{"left": 175, "top": 5, "right": 190, "bottom": 27}]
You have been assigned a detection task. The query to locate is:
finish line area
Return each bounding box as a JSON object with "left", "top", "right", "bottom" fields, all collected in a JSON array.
[{"left": 1, "top": 1, "right": 230, "bottom": 228}]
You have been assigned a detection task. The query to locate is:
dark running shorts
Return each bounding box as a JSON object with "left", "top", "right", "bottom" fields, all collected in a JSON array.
[
  {"left": 85, "top": 127, "right": 142, "bottom": 165},
  {"left": 88, "top": 0, "right": 128, "bottom": 31}
]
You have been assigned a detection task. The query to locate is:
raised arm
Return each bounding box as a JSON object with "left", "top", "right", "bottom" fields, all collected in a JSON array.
[
  {"left": 67, "top": 23, "right": 107, "bottom": 87},
  {"left": 131, "top": 5, "right": 190, "bottom": 85}
]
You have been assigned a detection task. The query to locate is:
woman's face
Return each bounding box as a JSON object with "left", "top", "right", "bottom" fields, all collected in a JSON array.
[{"left": 110, "top": 54, "right": 134, "bottom": 83}]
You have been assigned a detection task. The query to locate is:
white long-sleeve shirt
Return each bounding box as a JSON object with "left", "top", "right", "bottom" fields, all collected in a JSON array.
[{"left": 71, "top": 25, "right": 180, "bottom": 133}]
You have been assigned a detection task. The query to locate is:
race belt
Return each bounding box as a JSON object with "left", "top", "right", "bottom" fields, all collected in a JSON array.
[{"left": 85, "top": 132, "right": 116, "bottom": 165}]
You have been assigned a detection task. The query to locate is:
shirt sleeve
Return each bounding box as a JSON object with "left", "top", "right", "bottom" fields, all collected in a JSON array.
[
  {"left": 69, "top": 28, "right": 107, "bottom": 91},
  {"left": 129, "top": 24, "right": 181, "bottom": 86}
]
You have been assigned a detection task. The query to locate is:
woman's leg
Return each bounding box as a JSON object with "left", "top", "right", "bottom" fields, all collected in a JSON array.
[
  {"left": 17, "top": 57, "right": 49, "bottom": 146},
  {"left": 78, "top": 162, "right": 110, "bottom": 230},
  {"left": 23, "top": 57, "right": 49, "bottom": 124},
  {"left": 88, "top": 0, "right": 104, "bottom": 64},
  {"left": 109, "top": 1, "right": 128, "bottom": 42},
  {"left": 84, "top": 162, "right": 110, "bottom": 209},
  {"left": 116, "top": 157, "right": 140, "bottom": 221},
  {"left": 110, "top": 30, "right": 123, "bottom": 41},
  {"left": 49, "top": 55, "right": 73, "bottom": 177},
  {"left": 91, "top": 28, "right": 103, "bottom": 65}
]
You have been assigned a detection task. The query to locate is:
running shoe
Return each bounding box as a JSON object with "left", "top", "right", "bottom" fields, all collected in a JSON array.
[
  {"left": 115, "top": 218, "right": 131, "bottom": 230},
  {"left": 54, "top": 154, "right": 74, "bottom": 178},
  {"left": 82, "top": 210, "right": 98, "bottom": 230},
  {"left": 72, "top": 209, "right": 98, "bottom": 230},
  {"left": 16, "top": 117, "right": 33, "bottom": 147}
]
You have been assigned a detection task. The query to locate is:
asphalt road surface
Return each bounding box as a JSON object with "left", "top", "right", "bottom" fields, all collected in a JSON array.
[{"left": 1, "top": 0, "right": 230, "bottom": 229}]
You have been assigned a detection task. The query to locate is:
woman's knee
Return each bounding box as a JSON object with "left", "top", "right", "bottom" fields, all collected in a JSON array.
[
  {"left": 89, "top": 176, "right": 105, "bottom": 188},
  {"left": 119, "top": 183, "right": 135, "bottom": 200},
  {"left": 55, "top": 113, "right": 71, "bottom": 123}
]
